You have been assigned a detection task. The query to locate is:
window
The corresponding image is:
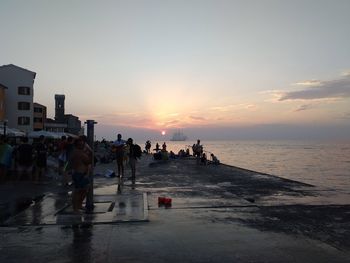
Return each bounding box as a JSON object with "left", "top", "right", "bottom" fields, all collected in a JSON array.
[
  {"left": 18, "top": 117, "right": 30, "bottom": 125},
  {"left": 34, "top": 107, "right": 43, "bottom": 113},
  {"left": 18, "top": 102, "right": 30, "bottom": 110},
  {"left": 18, "top": 86, "right": 31, "bottom": 95},
  {"left": 34, "top": 117, "right": 43, "bottom": 123}
]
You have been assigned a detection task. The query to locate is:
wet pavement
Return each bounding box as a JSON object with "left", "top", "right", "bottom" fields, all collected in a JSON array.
[
  {"left": 0, "top": 155, "right": 349, "bottom": 262},
  {"left": 3, "top": 192, "right": 148, "bottom": 226}
]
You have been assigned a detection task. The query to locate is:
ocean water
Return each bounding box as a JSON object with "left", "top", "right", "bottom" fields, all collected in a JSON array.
[{"left": 153, "top": 140, "right": 350, "bottom": 192}]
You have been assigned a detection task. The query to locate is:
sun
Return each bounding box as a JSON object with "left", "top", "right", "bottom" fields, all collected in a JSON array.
[{"left": 161, "top": 130, "right": 166, "bottom": 136}]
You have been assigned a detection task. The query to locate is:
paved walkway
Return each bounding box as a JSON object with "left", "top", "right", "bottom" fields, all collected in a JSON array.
[{"left": 0, "top": 155, "right": 349, "bottom": 262}]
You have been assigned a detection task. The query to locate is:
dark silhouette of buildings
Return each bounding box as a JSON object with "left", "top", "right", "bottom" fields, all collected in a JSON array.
[{"left": 44, "top": 94, "right": 82, "bottom": 135}]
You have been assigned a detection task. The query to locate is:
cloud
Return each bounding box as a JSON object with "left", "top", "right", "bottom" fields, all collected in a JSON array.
[
  {"left": 165, "top": 119, "right": 180, "bottom": 125},
  {"left": 294, "top": 104, "right": 313, "bottom": 112},
  {"left": 338, "top": 112, "right": 350, "bottom": 120},
  {"left": 189, "top": 116, "right": 206, "bottom": 121},
  {"left": 209, "top": 105, "right": 234, "bottom": 112},
  {"left": 342, "top": 70, "right": 350, "bottom": 77},
  {"left": 294, "top": 80, "right": 322, "bottom": 86},
  {"left": 259, "top": 89, "right": 283, "bottom": 95},
  {"left": 209, "top": 104, "right": 256, "bottom": 112},
  {"left": 260, "top": 90, "right": 285, "bottom": 102},
  {"left": 279, "top": 75, "right": 350, "bottom": 101},
  {"left": 237, "top": 103, "right": 257, "bottom": 110}
]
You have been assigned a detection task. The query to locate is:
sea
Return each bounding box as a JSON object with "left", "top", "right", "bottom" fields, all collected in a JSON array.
[{"left": 152, "top": 140, "right": 350, "bottom": 192}]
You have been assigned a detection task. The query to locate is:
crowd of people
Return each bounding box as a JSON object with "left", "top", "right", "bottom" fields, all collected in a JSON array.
[
  {"left": 0, "top": 135, "right": 55, "bottom": 183},
  {"left": 0, "top": 134, "right": 94, "bottom": 213},
  {"left": 0, "top": 133, "right": 220, "bottom": 213}
]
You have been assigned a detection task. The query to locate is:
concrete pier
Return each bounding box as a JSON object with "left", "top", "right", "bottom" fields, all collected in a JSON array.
[{"left": 0, "top": 155, "right": 349, "bottom": 262}]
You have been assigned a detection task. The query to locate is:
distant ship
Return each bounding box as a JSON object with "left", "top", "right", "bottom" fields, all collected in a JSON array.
[{"left": 170, "top": 131, "right": 188, "bottom": 141}]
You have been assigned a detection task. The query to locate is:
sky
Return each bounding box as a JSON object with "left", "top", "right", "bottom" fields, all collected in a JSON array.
[{"left": 1, "top": 0, "right": 350, "bottom": 141}]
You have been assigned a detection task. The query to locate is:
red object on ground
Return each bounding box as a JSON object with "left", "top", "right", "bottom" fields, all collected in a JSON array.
[
  {"left": 158, "top": 197, "right": 166, "bottom": 204},
  {"left": 163, "top": 198, "right": 172, "bottom": 206},
  {"left": 158, "top": 196, "right": 172, "bottom": 206}
]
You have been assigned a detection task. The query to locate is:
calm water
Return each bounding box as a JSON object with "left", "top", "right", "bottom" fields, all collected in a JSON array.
[{"left": 151, "top": 140, "right": 350, "bottom": 191}]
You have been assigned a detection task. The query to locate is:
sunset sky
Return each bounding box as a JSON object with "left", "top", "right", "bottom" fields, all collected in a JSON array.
[{"left": 1, "top": 0, "right": 350, "bottom": 140}]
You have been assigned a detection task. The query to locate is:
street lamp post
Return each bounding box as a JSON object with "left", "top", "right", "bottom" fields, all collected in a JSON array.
[
  {"left": 3, "top": 119, "right": 7, "bottom": 136},
  {"left": 85, "top": 119, "right": 97, "bottom": 212}
]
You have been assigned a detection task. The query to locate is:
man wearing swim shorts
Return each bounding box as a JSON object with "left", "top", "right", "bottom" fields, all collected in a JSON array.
[
  {"left": 113, "top": 133, "right": 126, "bottom": 178},
  {"left": 70, "top": 138, "right": 92, "bottom": 213}
]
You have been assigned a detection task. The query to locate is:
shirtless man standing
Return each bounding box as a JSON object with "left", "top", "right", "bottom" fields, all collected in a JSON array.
[
  {"left": 70, "top": 138, "right": 91, "bottom": 213},
  {"left": 113, "top": 134, "right": 126, "bottom": 178}
]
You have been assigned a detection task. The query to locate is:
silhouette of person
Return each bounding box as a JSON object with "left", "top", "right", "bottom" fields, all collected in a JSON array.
[{"left": 113, "top": 133, "right": 126, "bottom": 178}]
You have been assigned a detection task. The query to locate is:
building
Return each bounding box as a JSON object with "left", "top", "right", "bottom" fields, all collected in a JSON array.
[
  {"left": 55, "top": 94, "right": 65, "bottom": 122},
  {"left": 0, "top": 83, "right": 7, "bottom": 122},
  {"left": 64, "top": 114, "right": 81, "bottom": 135},
  {"left": 0, "top": 64, "right": 36, "bottom": 132},
  {"left": 45, "top": 118, "right": 67, "bottom": 133},
  {"left": 44, "top": 94, "right": 82, "bottom": 135},
  {"left": 33, "top": 103, "right": 47, "bottom": 131},
  {"left": 54, "top": 94, "right": 82, "bottom": 135}
]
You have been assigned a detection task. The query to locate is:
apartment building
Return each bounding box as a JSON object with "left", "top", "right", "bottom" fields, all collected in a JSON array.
[
  {"left": 0, "top": 83, "right": 7, "bottom": 121},
  {"left": 0, "top": 64, "right": 36, "bottom": 132},
  {"left": 33, "top": 102, "right": 47, "bottom": 131}
]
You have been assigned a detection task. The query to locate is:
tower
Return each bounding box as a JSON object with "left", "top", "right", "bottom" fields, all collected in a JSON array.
[{"left": 55, "top": 94, "right": 65, "bottom": 122}]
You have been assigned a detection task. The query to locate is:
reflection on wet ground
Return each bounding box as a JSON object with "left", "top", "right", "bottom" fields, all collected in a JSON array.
[
  {"left": 3, "top": 191, "right": 148, "bottom": 226},
  {"left": 1, "top": 155, "right": 350, "bottom": 262}
]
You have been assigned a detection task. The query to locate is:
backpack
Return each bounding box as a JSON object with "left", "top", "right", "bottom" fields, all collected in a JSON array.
[{"left": 133, "top": 144, "right": 142, "bottom": 159}]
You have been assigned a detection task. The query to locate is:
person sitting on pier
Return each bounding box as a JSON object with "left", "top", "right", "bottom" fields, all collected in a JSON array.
[
  {"left": 169, "top": 151, "right": 176, "bottom": 159},
  {"left": 210, "top": 153, "right": 220, "bottom": 165},
  {"left": 178, "top": 149, "right": 186, "bottom": 158},
  {"left": 201, "top": 153, "right": 207, "bottom": 165}
]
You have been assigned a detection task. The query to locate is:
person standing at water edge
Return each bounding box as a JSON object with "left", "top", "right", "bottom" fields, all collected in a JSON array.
[
  {"left": 155, "top": 142, "right": 160, "bottom": 152},
  {"left": 127, "top": 138, "right": 141, "bottom": 185},
  {"left": 145, "top": 140, "right": 151, "bottom": 154},
  {"left": 193, "top": 139, "right": 203, "bottom": 164},
  {"left": 113, "top": 133, "right": 126, "bottom": 178}
]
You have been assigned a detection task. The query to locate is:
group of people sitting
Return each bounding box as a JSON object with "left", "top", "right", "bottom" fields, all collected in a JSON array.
[
  {"left": 142, "top": 138, "right": 220, "bottom": 165},
  {"left": 192, "top": 139, "right": 220, "bottom": 165}
]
